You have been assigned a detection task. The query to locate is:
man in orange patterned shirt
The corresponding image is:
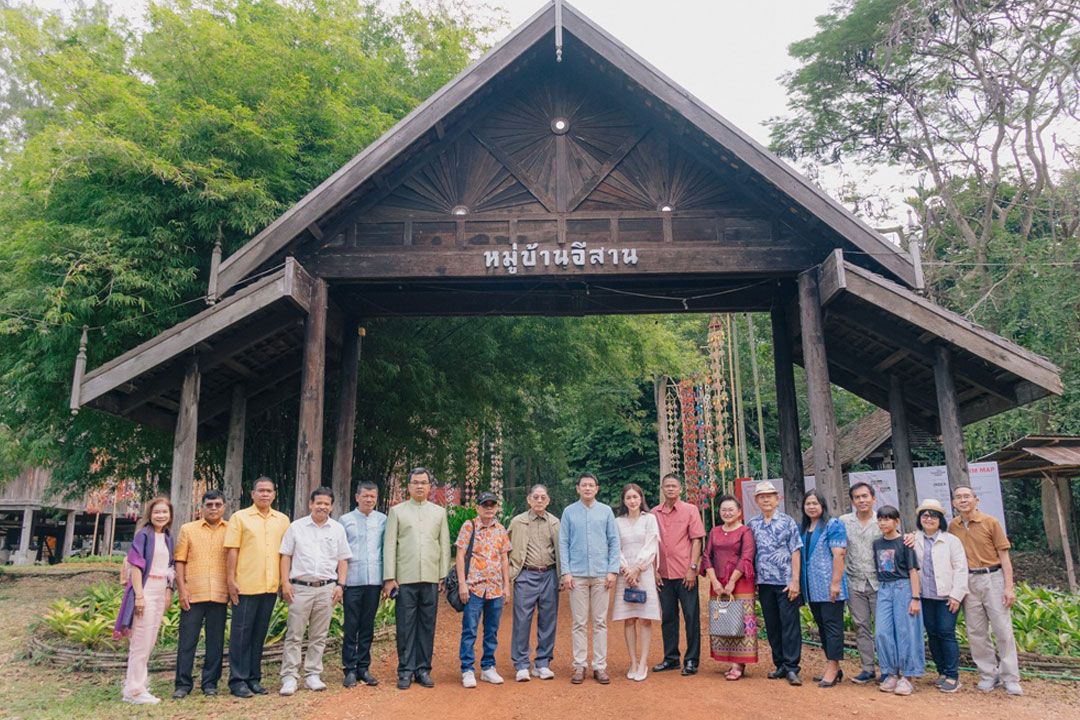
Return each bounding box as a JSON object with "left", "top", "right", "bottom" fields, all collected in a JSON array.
[{"left": 455, "top": 491, "right": 511, "bottom": 688}]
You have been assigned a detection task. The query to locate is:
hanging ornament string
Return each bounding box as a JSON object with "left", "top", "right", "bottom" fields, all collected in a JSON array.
[
  {"left": 708, "top": 315, "right": 733, "bottom": 495},
  {"left": 489, "top": 420, "right": 504, "bottom": 502},
  {"left": 677, "top": 378, "right": 702, "bottom": 507},
  {"left": 464, "top": 430, "right": 480, "bottom": 507},
  {"left": 666, "top": 381, "right": 681, "bottom": 480}
]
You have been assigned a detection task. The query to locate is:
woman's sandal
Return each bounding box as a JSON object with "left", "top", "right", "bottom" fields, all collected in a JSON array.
[{"left": 725, "top": 666, "right": 743, "bottom": 681}]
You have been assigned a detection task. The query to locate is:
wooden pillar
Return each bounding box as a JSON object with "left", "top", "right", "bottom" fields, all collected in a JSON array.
[
  {"left": 101, "top": 513, "right": 113, "bottom": 555},
  {"left": 771, "top": 305, "right": 804, "bottom": 517},
  {"left": 1048, "top": 473, "right": 1078, "bottom": 592},
  {"left": 62, "top": 510, "right": 77, "bottom": 559},
  {"left": 295, "top": 278, "right": 329, "bottom": 519},
  {"left": 933, "top": 345, "right": 969, "bottom": 491},
  {"left": 170, "top": 356, "right": 201, "bottom": 524},
  {"left": 331, "top": 321, "right": 362, "bottom": 518},
  {"left": 889, "top": 375, "right": 918, "bottom": 532},
  {"left": 14, "top": 508, "right": 33, "bottom": 565},
  {"left": 223, "top": 385, "right": 247, "bottom": 514},
  {"left": 798, "top": 270, "right": 843, "bottom": 514}
]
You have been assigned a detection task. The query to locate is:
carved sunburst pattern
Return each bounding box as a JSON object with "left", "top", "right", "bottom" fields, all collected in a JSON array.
[
  {"left": 580, "top": 133, "right": 733, "bottom": 211},
  {"left": 381, "top": 133, "right": 543, "bottom": 214}
]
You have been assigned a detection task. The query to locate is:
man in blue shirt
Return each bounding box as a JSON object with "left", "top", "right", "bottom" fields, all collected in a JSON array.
[
  {"left": 339, "top": 481, "right": 387, "bottom": 688},
  {"left": 747, "top": 480, "right": 804, "bottom": 686},
  {"left": 559, "top": 473, "right": 620, "bottom": 685}
]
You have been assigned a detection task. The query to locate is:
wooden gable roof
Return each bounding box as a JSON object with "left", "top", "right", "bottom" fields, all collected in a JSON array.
[{"left": 214, "top": 1, "right": 917, "bottom": 295}]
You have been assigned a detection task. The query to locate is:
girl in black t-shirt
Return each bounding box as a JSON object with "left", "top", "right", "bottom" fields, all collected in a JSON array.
[{"left": 872, "top": 506, "right": 926, "bottom": 696}]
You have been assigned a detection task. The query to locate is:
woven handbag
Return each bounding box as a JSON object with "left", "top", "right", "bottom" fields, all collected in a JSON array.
[{"left": 708, "top": 597, "right": 746, "bottom": 637}]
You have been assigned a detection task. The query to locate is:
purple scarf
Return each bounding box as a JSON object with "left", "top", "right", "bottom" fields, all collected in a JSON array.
[{"left": 113, "top": 526, "right": 173, "bottom": 639}]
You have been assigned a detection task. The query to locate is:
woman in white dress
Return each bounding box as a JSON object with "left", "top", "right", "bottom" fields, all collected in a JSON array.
[{"left": 612, "top": 483, "right": 661, "bottom": 681}]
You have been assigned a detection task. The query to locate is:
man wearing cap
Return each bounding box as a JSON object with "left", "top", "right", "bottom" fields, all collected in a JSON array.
[
  {"left": 455, "top": 492, "right": 512, "bottom": 688},
  {"left": 949, "top": 485, "right": 1022, "bottom": 696},
  {"left": 507, "top": 484, "right": 560, "bottom": 682},
  {"left": 651, "top": 473, "right": 706, "bottom": 676},
  {"left": 747, "top": 480, "right": 804, "bottom": 686}
]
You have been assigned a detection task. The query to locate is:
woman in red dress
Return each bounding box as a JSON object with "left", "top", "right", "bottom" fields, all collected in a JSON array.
[{"left": 702, "top": 495, "right": 758, "bottom": 680}]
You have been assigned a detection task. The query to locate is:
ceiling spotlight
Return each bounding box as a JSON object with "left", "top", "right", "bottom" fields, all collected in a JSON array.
[
  {"left": 551, "top": 118, "right": 570, "bottom": 135},
  {"left": 451, "top": 205, "right": 469, "bottom": 216},
  {"left": 660, "top": 204, "right": 673, "bottom": 212}
]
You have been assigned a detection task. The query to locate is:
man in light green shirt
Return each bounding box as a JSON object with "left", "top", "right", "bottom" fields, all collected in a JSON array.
[{"left": 382, "top": 467, "right": 450, "bottom": 690}]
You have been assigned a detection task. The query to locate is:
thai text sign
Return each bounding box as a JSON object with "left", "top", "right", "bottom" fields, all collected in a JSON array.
[{"left": 484, "top": 242, "right": 639, "bottom": 274}]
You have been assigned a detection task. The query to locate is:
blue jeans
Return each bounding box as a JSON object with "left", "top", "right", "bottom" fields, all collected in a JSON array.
[
  {"left": 922, "top": 597, "right": 960, "bottom": 679},
  {"left": 460, "top": 593, "right": 504, "bottom": 673},
  {"left": 874, "top": 578, "right": 925, "bottom": 678}
]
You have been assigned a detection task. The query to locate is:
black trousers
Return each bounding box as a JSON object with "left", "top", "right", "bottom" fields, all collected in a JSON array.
[
  {"left": 658, "top": 577, "right": 701, "bottom": 664},
  {"left": 175, "top": 601, "right": 227, "bottom": 691},
  {"left": 758, "top": 584, "right": 802, "bottom": 673},
  {"left": 342, "top": 585, "right": 382, "bottom": 673},
  {"left": 809, "top": 600, "right": 845, "bottom": 662},
  {"left": 396, "top": 582, "right": 438, "bottom": 677},
  {"left": 227, "top": 593, "right": 277, "bottom": 689}
]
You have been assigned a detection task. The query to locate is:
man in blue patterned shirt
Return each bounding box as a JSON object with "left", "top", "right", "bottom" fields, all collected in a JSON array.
[
  {"left": 339, "top": 481, "right": 387, "bottom": 688},
  {"left": 747, "top": 481, "right": 804, "bottom": 686}
]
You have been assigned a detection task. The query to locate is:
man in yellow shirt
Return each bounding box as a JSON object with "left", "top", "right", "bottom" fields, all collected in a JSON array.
[
  {"left": 383, "top": 467, "right": 450, "bottom": 690},
  {"left": 224, "top": 477, "right": 290, "bottom": 698},
  {"left": 173, "top": 489, "right": 228, "bottom": 699}
]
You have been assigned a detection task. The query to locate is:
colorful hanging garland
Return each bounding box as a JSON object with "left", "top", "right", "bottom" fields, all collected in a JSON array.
[
  {"left": 464, "top": 431, "right": 480, "bottom": 507},
  {"left": 708, "top": 315, "right": 733, "bottom": 495},
  {"left": 489, "top": 420, "right": 504, "bottom": 502},
  {"left": 677, "top": 378, "right": 703, "bottom": 507}
]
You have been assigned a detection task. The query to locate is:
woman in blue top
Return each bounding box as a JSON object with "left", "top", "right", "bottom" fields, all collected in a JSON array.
[{"left": 799, "top": 490, "right": 847, "bottom": 688}]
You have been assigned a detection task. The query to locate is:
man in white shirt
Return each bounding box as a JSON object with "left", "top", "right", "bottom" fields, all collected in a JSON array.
[{"left": 278, "top": 487, "right": 351, "bottom": 695}]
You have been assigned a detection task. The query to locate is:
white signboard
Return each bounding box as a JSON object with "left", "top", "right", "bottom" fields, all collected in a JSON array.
[{"left": 741, "top": 462, "right": 1005, "bottom": 532}]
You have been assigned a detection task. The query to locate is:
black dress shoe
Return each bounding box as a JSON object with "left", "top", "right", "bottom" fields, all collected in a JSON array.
[
  {"left": 230, "top": 685, "right": 254, "bottom": 698},
  {"left": 652, "top": 660, "right": 681, "bottom": 672},
  {"left": 767, "top": 668, "right": 787, "bottom": 679},
  {"left": 681, "top": 661, "right": 699, "bottom": 676},
  {"left": 343, "top": 671, "right": 358, "bottom": 688},
  {"left": 397, "top": 675, "right": 412, "bottom": 690},
  {"left": 202, "top": 687, "right": 218, "bottom": 696},
  {"left": 360, "top": 670, "right": 380, "bottom": 687},
  {"left": 248, "top": 681, "right": 268, "bottom": 695},
  {"left": 172, "top": 688, "right": 190, "bottom": 699},
  {"left": 786, "top": 671, "right": 803, "bottom": 686},
  {"left": 414, "top": 671, "right": 435, "bottom": 688}
]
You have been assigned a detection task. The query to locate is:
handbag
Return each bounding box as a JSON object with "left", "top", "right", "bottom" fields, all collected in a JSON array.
[
  {"left": 709, "top": 596, "right": 747, "bottom": 637},
  {"left": 445, "top": 521, "right": 476, "bottom": 613},
  {"left": 623, "top": 587, "right": 647, "bottom": 604}
]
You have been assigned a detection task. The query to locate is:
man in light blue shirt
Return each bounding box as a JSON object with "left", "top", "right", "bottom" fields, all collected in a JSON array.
[
  {"left": 339, "top": 481, "right": 386, "bottom": 688},
  {"left": 559, "top": 473, "right": 620, "bottom": 685}
]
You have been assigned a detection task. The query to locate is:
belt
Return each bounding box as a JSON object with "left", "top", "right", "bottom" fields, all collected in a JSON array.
[
  {"left": 969, "top": 565, "right": 1001, "bottom": 575},
  {"left": 524, "top": 565, "right": 554, "bottom": 573},
  {"left": 292, "top": 579, "right": 337, "bottom": 587},
  {"left": 147, "top": 574, "right": 169, "bottom": 581}
]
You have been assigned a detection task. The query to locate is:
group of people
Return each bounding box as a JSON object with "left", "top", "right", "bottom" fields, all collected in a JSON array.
[{"left": 111, "top": 467, "right": 1024, "bottom": 704}]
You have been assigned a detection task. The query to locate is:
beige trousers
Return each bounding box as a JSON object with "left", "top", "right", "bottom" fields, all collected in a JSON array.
[
  {"left": 280, "top": 583, "right": 335, "bottom": 681},
  {"left": 569, "top": 576, "right": 609, "bottom": 670},
  {"left": 964, "top": 571, "right": 1020, "bottom": 684}
]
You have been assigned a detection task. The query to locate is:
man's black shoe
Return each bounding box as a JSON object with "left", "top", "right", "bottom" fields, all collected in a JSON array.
[
  {"left": 248, "top": 681, "right": 268, "bottom": 695},
  {"left": 202, "top": 687, "right": 218, "bottom": 696},
  {"left": 786, "top": 671, "right": 802, "bottom": 686},
  {"left": 230, "top": 685, "right": 254, "bottom": 698},
  {"left": 397, "top": 675, "right": 412, "bottom": 690},
  {"left": 681, "top": 661, "right": 698, "bottom": 676},
  {"left": 652, "top": 660, "right": 681, "bottom": 672},
  {"left": 172, "top": 688, "right": 190, "bottom": 699},
  {"left": 360, "top": 671, "right": 380, "bottom": 687},
  {"left": 767, "top": 668, "right": 787, "bottom": 679},
  {"left": 414, "top": 671, "right": 435, "bottom": 688},
  {"left": 343, "top": 671, "right": 358, "bottom": 688}
]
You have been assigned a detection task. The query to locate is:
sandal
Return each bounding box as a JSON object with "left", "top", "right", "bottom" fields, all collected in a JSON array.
[{"left": 725, "top": 666, "right": 743, "bottom": 681}]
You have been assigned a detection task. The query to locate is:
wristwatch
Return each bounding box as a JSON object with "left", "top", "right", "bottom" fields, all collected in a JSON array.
[
  {"left": 336, "top": 582, "right": 345, "bottom": 588},
  {"left": 689, "top": 562, "right": 699, "bottom": 571}
]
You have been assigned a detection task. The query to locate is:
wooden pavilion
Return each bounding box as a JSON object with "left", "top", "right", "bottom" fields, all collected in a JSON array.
[{"left": 69, "top": 2, "right": 1063, "bottom": 523}]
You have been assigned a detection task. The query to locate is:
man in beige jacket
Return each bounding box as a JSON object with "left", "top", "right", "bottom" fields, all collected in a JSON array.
[{"left": 507, "top": 484, "right": 561, "bottom": 682}]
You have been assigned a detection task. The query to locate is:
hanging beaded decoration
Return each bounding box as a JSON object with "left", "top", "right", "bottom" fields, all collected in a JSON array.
[
  {"left": 489, "top": 420, "right": 504, "bottom": 502},
  {"left": 464, "top": 431, "right": 480, "bottom": 507},
  {"left": 665, "top": 381, "right": 681, "bottom": 480},
  {"left": 677, "top": 378, "right": 702, "bottom": 506},
  {"left": 708, "top": 315, "right": 733, "bottom": 495}
]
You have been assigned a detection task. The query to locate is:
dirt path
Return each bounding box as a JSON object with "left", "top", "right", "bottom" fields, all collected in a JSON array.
[{"left": 314, "top": 586, "right": 1080, "bottom": 720}]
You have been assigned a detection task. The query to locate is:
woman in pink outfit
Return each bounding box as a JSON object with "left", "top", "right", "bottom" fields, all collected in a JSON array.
[{"left": 114, "top": 497, "right": 174, "bottom": 704}]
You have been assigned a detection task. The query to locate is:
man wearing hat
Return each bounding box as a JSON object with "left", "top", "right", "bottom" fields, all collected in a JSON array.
[
  {"left": 747, "top": 480, "right": 804, "bottom": 686},
  {"left": 455, "top": 491, "right": 512, "bottom": 688}
]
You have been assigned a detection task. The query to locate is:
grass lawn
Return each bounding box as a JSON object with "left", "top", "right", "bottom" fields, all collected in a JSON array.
[{"left": 0, "top": 568, "right": 386, "bottom": 720}]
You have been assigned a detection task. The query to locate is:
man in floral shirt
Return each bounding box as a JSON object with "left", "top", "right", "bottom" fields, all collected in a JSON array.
[{"left": 455, "top": 491, "right": 512, "bottom": 688}]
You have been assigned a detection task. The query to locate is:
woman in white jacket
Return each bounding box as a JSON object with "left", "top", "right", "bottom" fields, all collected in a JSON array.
[
  {"left": 611, "top": 483, "right": 660, "bottom": 682},
  {"left": 914, "top": 499, "right": 969, "bottom": 693}
]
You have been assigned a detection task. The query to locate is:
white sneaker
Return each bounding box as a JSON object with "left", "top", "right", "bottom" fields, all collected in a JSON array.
[
  {"left": 516, "top": 668, "right": 531, "bottom": 682},
  {"left": 279, "top": 677, "right": 298, "bottom": 696},
  {"left": 123, "top": 692, "right": 160, "bottom": 705},
  {"left": 531, "top": 667, "right": 555, "bottom": 680},
  {"left": 976, "top": 676, "right": 1001, "bottom": 693},
  {"left": 462, "top": 671, "right": 477, "bottom": 688},
  {"left": 480, "top": 668, "right": 504, "bottom": 684},
  {"left": 1003, "top": 681, "right": 1023, "bottom": 696},
  {"left": 304, "top": 675, "right": 327, "bottom": 692}
]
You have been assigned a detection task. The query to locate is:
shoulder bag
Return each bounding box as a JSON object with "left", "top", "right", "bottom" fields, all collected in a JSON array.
[{"left": 445, "top": 520, "right": 476, "bottom": 612}]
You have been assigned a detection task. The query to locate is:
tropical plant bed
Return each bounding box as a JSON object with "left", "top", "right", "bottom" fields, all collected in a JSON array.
[{"left": 26, "top": 627, "right": 394, "bottom": 672}]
